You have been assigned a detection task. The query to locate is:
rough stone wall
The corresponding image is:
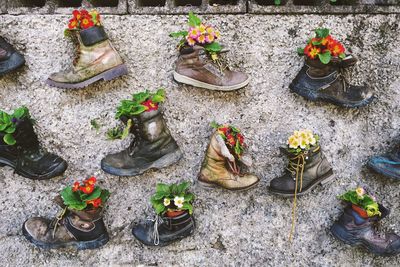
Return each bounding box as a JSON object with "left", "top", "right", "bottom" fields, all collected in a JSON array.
[{"left": 0, "top": 13, "right": 399, "bottom": 266}]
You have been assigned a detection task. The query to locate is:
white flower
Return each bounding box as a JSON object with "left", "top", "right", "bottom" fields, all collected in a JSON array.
[
  {"left": 163, "top": 198, "right": 171, "bottom": 206},
  {"left": 356, "top": 187, "right": 365, "bottom": 197},
  {"left": 174, "top": 196, "right": 185, "bottom": 209}
]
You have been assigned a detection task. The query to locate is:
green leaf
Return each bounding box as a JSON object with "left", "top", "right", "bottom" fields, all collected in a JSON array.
[
  {"left": 69, "top": 202, "right": 87, "bottom": 210},
  {"left": 185, "top": 193, "right": 195, "bottom": 202},
  {"left": 181, "top": 203, "right": 193, "bottom": 214},
  {"left": 61, "top": 187, "right": 83, "bottom": 206},
  {"left": 177, "top": 181, "right": 190, "bottom": 194},
  {"left": 81, "top": 186, "right": 102, "bottom": 201},
  {"left": 132, "top": 91, "right": 150, "bottom": 103},
  {"left": 297, "top": 47, "right": 305, "bottom": 55},
  {"left": 106, "top": 126, "right": 124, "bottom": 140},
  {"left": 274, "top": 0, "right": 281, "bottom": 5},
  {"left": 153, "top": 202, "right": 166, "bottom": 215},
  {"left": 0, "top": 124, "right": 7, "bottom": 131},
  {"left": 315, "top": 28, "right": 330, "bottom": 38},
  {"left": 156, "top": 183, "right": 170, "bottom": 195},
  {"left": 4, "top": 126, "right": 16, "bottom": 134},
  {"left": 170, "top": 184, "right": 178, "bottom": 195},
  {"left": 210, "top": 121, "right": 220, "bottom": 129},
  {"left": 90, "top": 119, "right": 101, "bottom": 132},
  {"left": 100, "top": 190, "right": 110, "bottom": 204},
  {"left": 130, "top": 105, "right": 147, "bottom": 115},
  {"left": 204, "top": 42, "right": 222, "bottom": 53},
  {"left": 188, "top": 12, "right": 201, "bottom": 27},
  {"left": 121, "top": 119, "right": 132, "bottom": 140},
  {"left": 169, "top": 31, "right": 188, "bottom": 38},
  {"left": 339, "top": 53, "right": 346, "bottom": 59},
  {"left": 3, "top": 134, "right": 16, "bottom": 145},
  {"left": 151, "top": 89, "right": 165, "bottom": 103},
  {"left": 13, "top": 107, "right": 29, "bottom": 119},
  {"left": 318, "top": 51, "right": 332, "bottom": 64},
  {"left": 312, "top": 39, "right": 322, "bottom": 46},
  {"left": 152, "top": 191, "right": 169, "bottom": 200}
]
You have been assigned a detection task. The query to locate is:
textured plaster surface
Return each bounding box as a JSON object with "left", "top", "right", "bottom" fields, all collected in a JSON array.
[{"left": 0, "top": 14, "right": 400, "bottom": 266}]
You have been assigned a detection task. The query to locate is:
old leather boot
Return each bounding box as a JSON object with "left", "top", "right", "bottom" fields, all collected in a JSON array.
[
  {"left": 198, "top": 130, "right": 260, "bottom": 191},
  {"left": 368, "top": 148, "right": 400, "bottom": 180},
  {"left": 0, "top": 117, "right": 67, "bottom": 180},
  {"left": 132, "top": 211, "right": 195, "bottom": 246},
  {"left": 23, "top": 198, "right": 109, "bottom": 250},
  {"left": 174, "top": 46, "right": 250, "bottom": 91},
  {"left": 0, "top": 36, "right": 25, "bottom": 75},
  {"left": 331, "top": 204, "right": 400, "bottom": 256},
  {"left": 46, "top": 26, "right": 127, "bottom": 89},
  {"left": 290, "top": 57, "right": 374, "bottom": 108},
  {"left": 269, "top": 146, "right": 334, "bottom": 196},
  {"left": 101, "top": 109, "right": 182, "bottom": 176}
]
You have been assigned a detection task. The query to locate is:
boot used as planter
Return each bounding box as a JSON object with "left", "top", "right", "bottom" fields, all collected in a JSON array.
[
  {"left": 101, "top": 89, "right": 182, "bottom": 176},
  {"left": 198, "top": 122, "right": 260, "bottom": 191},
  {"left": 0, "top": 106, "right": 67, "bottom": 180},
  {"left": 132, "top": 181, "right": 195, "bottom": 246},
  {"left": 46, "top": 9, "right": 127, "bottom": 89},
  {"left": 23, "top": 177, "right": 110, "bottom": 250},
  {"left": 367, "top": 145, "right": 400, "bottom": 180},
  {"left": 170, "top": 12, "right": 250, "bottom": 91},
  {"left": 0, "top": 36, "right": 25, "bottom": 76},
  {"left": 291, "top": 28, "right": 374, "bottom": 108},
  {"left": 331, "top": 187, "right": 400, "bottom": 256},
  {"left": 269, "top": 130, "right": 334, "bottom": 196}
]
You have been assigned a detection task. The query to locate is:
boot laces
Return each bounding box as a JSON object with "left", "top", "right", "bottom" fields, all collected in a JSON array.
[
  {"left": 50, "top": 207, "right": 68, "bottom": 239},
  {"left": 147, "top": 215, "right": 163, "bottom": 246},
  {"left": 338, "top": 67, "right": 352, "bottom": 92}
]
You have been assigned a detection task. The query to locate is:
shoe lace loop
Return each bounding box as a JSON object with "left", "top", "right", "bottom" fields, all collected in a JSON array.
[
  {"left": 148, "top": 215, "right": 163, "bottom": 246},
  {"left": 50, "top": 207, "right": 68, "bottom": 239}
]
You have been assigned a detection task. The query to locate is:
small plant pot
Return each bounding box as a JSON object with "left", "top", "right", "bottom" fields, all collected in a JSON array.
[
  {"left": 165, "top": 210, "right": 185, "bottom": 218},
  {"left": 352, "top": 204, "right": 369, "bottom": 219}
]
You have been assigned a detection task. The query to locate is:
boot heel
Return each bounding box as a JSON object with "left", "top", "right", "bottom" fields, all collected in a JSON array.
[{"left": 102, "top": 64, "right": 128, "bottom": 81}]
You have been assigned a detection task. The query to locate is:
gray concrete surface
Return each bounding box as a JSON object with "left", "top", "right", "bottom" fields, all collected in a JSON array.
[{"left": 0, "top": 13, "right": 399, "bottom": 266}]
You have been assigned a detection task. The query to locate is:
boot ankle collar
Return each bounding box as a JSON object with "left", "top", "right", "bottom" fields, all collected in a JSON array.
[
  {"left": 79, "top": 26, "right": 108, "bottom": 47},
  {"left": 162, "top": 212, "right": 192, "bottom": 230}
]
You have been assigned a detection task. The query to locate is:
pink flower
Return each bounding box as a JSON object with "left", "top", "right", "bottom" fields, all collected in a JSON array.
[
  {"left": 205, "top": 34, "right": 215, "bottom": 43},
  {"left": 197, "top": 34, "right": 206, "bottom": 44},
  {"left": 189, "top": 27, "right": 200, "bottom": 39},
  {"left": 186, "top": 37, "right": 196, "bottom": 46}
]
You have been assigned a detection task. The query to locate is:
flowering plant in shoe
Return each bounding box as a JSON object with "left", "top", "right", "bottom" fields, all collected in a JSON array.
[
  {"left": 287, "top": 129, "right": 319, "bottom": 155},
  {"left": 0, "top": 106, "right": 31, "bottom": 145},
  {"left": 67, "top": 9, "right": 101, "bottom": 31},
  {"left": 170, "top": 12, "right": 222, "bottom": 60},
  {"left": 150, "top": 181, "right": 194, "bottom": 217},
  {"left": 297, "top": 28, "right": 346, "bottom": 64},
  {"left": 211, "top": 121, "right": 245, "bottom": 160},
  {"left": 338, "top": 187, "right": 381, "bottom": 217},
  {"left": 61, "top": 177, "right": 110, "bottom": 211}
]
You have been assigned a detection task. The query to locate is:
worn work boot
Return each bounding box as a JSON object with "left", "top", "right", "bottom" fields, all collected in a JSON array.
[
  {"left": 0, "top": 36, "right": 25, "bottom": 75},
  {"left": 269, "top": 146, "right": 334, "bottom": 196},
  {"left": 132, "top": 211, "right": 195, "bottom": 246},
  {"left": 331, "top": 204, "right": 400, "bottom": 256},
  {"left": 0, "top": 118, "right": 67, "bottom": 180},
  {"left": 46, "top": 26, "right": 128, "bottom": 89},
  {"left": 198, "top": 132, "right": 260, "bottom": 191},
  {"left": 101, "top": 109, "right": 182, "bottom": 176},
  {"left": 289, "top": 57, "right": 374, "bottom": 108},
  {"left": 368, "top": 148, "right": 400, "bottom": 180},
  {"left": 22, "top": 198, "right": 109, "bottom": 250},
  {"left": 173, "top": 46, "right": 250, "bottom": 91}
]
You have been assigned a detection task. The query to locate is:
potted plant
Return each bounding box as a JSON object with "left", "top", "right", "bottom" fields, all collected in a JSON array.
[{"left": 338, "top": 187, "right": 381, "bottom": 218}]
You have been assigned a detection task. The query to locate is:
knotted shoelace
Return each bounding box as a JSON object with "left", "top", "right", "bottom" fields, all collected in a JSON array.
[
  {"left": 148, "top": 215, "right": 164, "bottom": 246},
  {"left": 50, "top": 207, "right": 68, "bottom": 239}
]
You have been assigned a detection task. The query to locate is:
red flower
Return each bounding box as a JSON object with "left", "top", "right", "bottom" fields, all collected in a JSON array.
[
  {"left": 87, "top": 198, "right": 102, "bottom": 208},
  {"left": 328, "top": 41, "right": 345, "bottom": 56},
  {"left": 321, "top": 35, "right": 334, "bottom": 46},
  {"left": 80, "top": 16, "right": 94, "bottom": 29},
  {"left": 80, "top": 185, "right": 94, "bottom": 194},
  {"left": 68, "top": 19, "right": 78, "bottom": 30},
  {"left": 85, "top": 177, "right": 97, "bottom": 186},
  {"left": 237, "top": 133, "right": 244, "bottom": 145},
  {"left": 80, "top": 10, "right": 89, "bottom": 17},
  {"left": 304, "top": 44, "right": 320, "bottom": 59},
  {"left": 72, "top": 10, "right": 81, "bottom": 20},
  {"left": 142, "top": 100, "right": 159, "bottom": 112},
  {"left": 226, "top": 134, "right": 236, "bottom": 146},
  {"left": 218, "top": 127, "right": 229, "bottom": 135},
  {"left": 72, "top": 181, "right": 80, "bottom": 192}
]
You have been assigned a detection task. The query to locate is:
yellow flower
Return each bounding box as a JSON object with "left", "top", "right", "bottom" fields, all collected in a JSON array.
[
  {"left": 214, "top": 30, "right": 221, "bottom": 39},
  {"left": 206, "top": 27, "right": 214, "bottom": 35},
  {"left": 288, "top": 135, "right": 300, "bottom": 149},
  {"left": 174, "top": 196, "right": 184, "bottom": 209},
  {"left": 299, "top": 138, "right": 308, "bottom": 149},
  {"left": 211, "top": 53, "right": 219, "bottom": 61},
  {"left": 199, "top": 24, "right": 206, "bottom": 34},
  {"left": 163, "top": 198, "right": 171, "bottom": 206},
  {"left": 355, "top": 187, "right": 365, "bottom": 197}
]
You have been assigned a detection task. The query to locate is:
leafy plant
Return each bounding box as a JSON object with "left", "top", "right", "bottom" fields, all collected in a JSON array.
[
  {"left": 150, "top": 181, "right": 195, "bottom": 216},
  {"left": 106, "top": 119, "right": 132, "bottom": 140},
  {"left": 0, "top": 106, "right": 31, "bottom": 145},
  {"left": 338, "top": 188, "right": 381, "bottom": 217},
  {"left": 61, "top": 177, "right": 110, "bottom": 211},
  {"left": 211, "top": 121, "right": 245, "bottom": 159},
  {"left": 90, "top": 119, "right": 101, "bottom": 132}
]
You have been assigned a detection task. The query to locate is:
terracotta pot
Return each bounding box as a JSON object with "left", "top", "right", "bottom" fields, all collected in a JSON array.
[
  {"left": 352, "top": 204, "right": 369, "bottom": 219},
  {"left": 165, "top": 210, "right": 185, "bottom": 218}
]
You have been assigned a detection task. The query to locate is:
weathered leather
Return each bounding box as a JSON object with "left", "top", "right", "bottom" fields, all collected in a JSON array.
[
  {"left": 368, "top": 148, "right": 400, "bottom": 180},
  {"left": 0, "top": 36, "right": 25, "bottom": 75},
  {"left": 0, "top": 36, "right": 15, "bottom": 61},
  {"left": 198, "top": 132, "right": 259, "bottom": 190}
]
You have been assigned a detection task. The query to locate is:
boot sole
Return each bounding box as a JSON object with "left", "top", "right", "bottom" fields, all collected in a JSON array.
[
  {"left": 367, "top": 160, "right": 400, "bottom": 181},
  {"left": 0, "top": 52, "right": 25, "bottom": 76},
  {"left": 45, "top": 63, "right": 128, "bottom": 89},
  {"left": 173, "top": 71, "right": 250, "bottom": 91},
  {"left": 22, "top": 223, "right": 109, "bottom": 250},
  {"left": 196, "top": 177, "right": 260, "bottom": 191},
  {"left": 0, "top": 159, "right": 68, "bottom": 180},
  {"left": 268, "top": 169, "right": 335, "bottom": 197},
  {"left": 101, "top": 148, "right": 183, "bottom": 177},
  {"left": 289, "top": 83, "right": 375, "bottom": 108},
  {"left": 330, "top": 223, "right": 396, "bottom": 256}
]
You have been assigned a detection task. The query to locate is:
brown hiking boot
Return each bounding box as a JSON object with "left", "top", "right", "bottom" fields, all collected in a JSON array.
[
  {"left": 198, "top": 130, "right": 259, "bottom": 191},
  {"left": 46, "top": 26, "right": 127, "bottom": 89},
  {"left": 22, "top": 196, "right": 109, "bottom": 250},
  {"left": 174, "top": 46, "right": 250, "bottom": 91}
]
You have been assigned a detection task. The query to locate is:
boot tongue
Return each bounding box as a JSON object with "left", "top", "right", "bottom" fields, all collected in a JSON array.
[{"left": 14, "top": 118, "right": 39, "bottom": 149}]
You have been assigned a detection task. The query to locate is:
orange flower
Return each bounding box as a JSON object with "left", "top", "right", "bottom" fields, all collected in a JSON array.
[
  {"left": 80, "top": 184, "right": 94, "bottom": 194},
  {"left": 85, "top": 177, "right": 97, "bottom": 186},
  {"left": 68, "top": 19, "right": 78, "bottom": 29},
  {"left": 305, "top": 44, "right": 321, "bottom": 59},
  {"left": 80, "top": 16, "right": 94, "bottom": 29},
  {"left": 226, "top": 134, "right": 236, "bottom": 146},
  {"left": 329, "top": 41, "right": 345, "bottom": 56},
  {"left": 72, "top": 10, "right": 81, "bottom": 20},
  {"left": 72, "top": 181, "right": 80, "bottom": 192},
  {"left": 321, "top": 35, "right": 334, "bottom": 46},
  {"left": 87, "top": 198, "right": 102, "bottom": 208}
]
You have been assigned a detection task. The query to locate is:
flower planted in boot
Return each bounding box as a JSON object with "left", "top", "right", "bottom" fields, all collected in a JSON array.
[
  {"left": 331, "top": 188, "right": 400, "bottom": 256},
  {"left": 132, "top": 181, "right": 195, "bottom": 246},
  {"left": 198, "top": 122, "right": 260, "bottom": 191},
  {"left": 0, "top": 107, "right": 67, "bottom": 180},
  {"left": 101, "top": 89, "right": 182, "bottom": 176},
  {"left": 46, "top": 9, "right": 128, "bottom": 89},
  {"left": 291, "top": 28, "right": 374, "bottom": 108},
  {"left": 23, "top": 177, "right": 110, "bottom": 250},
  {"left": 0, "top": 36, "right": 25, "bottom": 76},
  {"left": 269, "top": 130, "right": 334, "bottom": 197},
  {"left": 368, "top": 147, "right": 400, "bottom": 180},
  {"left": 170, "top": 12, "right": 250, "bottom": 91}
]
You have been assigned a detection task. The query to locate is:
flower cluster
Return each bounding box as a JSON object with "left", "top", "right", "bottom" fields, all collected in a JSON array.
[
  {"left": 163, "top": 196, "right": 185, "bottom": 209},
  {"left": 116, "top": 89, "right": 165, "bottom": 118},
  {"left": 287, "top": 129, "right": 319, "bottom": 155},
  {"left": 298, "top": 28, "right": 346, "bottom": 64},
  {"left": 338, "top": 187, "right": 381, "bottom": 217},
  {"left": 211, "top": 122, "right": 245, "bottom": 158},
  {"left": 67, "top": 9, "right": 101, "bottom": 30},
  {"left": 61, "top": 177, "right": 110, "bottom": 211}
]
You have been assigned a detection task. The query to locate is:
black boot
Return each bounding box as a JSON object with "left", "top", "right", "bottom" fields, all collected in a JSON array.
[
  {"left": 132, "top": 211, "right": 195, "bottom": 246},
  {"left": 101, "top": 109, "right": 182, "bottom": 176},
  {"left": 0, "top": 118, "right": 68, "bottom": 180},
  {"left": 368, "top": 148, "right": 400, "bottom": 180},
  {"left": 0, "top": 36, "right": 25, "bottom": 75}
]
